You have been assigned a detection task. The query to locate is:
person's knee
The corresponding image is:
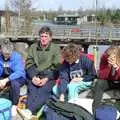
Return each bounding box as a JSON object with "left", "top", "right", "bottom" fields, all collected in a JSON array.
[
  {"left": 10, "top": 80, "right": 19, "bottom": 88},
  {"left": 67, "top": 83, "right": 79, "bottom": 99},
  {"left": 67, "top": 83, "right": 76, "bottom": 90},
  {"left": 95, "top": 80, "right": 105, "bottom": 89}
]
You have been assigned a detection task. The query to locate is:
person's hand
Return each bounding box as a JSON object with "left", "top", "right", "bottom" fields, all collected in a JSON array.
[
  {"left": 112, "top": 64, "right": 120, "bottom": 70},
  {"left": 38, "top": 77, "right": 48, "bottom": 87},
  {"left": 0, "top": 78, "right": 9, "bottom": 89},
  {"left": 32, "top": 76, "right": 41, "bottom": 86},
  {"left": 59, "top": 94, "right": 65, "bottom": 102},
  {"left": 71, "top": 77, "right": 83, "bottom": 83},
  {"left": 108, "top": 54, "right": 116, "bottom": 65},
  {"left": 108, "top": 55, "right": 119, "bottom": 70}
]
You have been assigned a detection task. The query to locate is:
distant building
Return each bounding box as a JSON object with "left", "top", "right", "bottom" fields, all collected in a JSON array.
[
  {"left": 54, "top": 13, "right": 96, "bottom": 25},
  {"left": 54, "top": 14, "right": 80, "bottom": 25}
]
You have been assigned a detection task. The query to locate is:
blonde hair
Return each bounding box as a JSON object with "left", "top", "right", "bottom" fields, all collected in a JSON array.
[
  {"left": 107, "top": 46, "right": 120, "bottom": 66},
  {"left": 116, "top": 47, "right": 120, "bottom": 66},
  {"left": 106, "top": 46, "right": 116, "bottom": 56}
]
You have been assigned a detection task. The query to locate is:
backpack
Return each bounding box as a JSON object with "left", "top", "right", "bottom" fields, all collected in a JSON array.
[
  {"left": 0, "top": 98, "right": 12, "bottom": 120},
  {"left": 44, "top": 97, "right": 95, "bottom": 120}
]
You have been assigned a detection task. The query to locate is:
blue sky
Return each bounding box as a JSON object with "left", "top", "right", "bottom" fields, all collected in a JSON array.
[{"left": 0, "top": 0, "right": 120, "bottom": 11}]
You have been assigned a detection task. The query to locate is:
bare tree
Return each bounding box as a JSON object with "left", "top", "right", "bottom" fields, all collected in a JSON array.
[
  {"left": 10, "top": 0, "right": 33, "bottom": 35},
  {"left": 5, "top": 0, "right": 11, "bottom": 34},
  {"left": 57, "top": 5, "right": 64, "bottom": 14}
]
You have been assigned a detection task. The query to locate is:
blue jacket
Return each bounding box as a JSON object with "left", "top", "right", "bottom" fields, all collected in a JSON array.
[
  {"left": 59, "top": 55, "right": 96, "bottom": 94},
  {"left": 0, "top": 51, "right": 26, "bottom": 81}
]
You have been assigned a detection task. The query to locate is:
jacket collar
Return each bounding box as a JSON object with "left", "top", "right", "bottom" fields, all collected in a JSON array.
[
  {"left": 1, "top": 54, "right": 10, "bottom": 61},
  {"left": 36, "top": 41, "right": 51, "bottom": 51},
  {"left": 75, "top": 59, "right": 80, "bottom": 63}
]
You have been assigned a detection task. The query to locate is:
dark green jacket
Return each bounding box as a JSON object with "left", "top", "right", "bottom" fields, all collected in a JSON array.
[{"left": 25, "top": 42, "right": 61, "bottom": 79}]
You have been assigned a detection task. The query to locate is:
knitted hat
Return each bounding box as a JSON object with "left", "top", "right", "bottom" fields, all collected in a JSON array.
[{"left": 1, "top": 39, "right": 14, "bottom": 54}]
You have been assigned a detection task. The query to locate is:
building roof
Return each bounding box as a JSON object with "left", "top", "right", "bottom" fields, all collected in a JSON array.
[
  {"left": 57, "top": 13, "right": 80, "bottom": 18},
  {"left": 0, "top": 10, "right": 17, "bottom": 16}
]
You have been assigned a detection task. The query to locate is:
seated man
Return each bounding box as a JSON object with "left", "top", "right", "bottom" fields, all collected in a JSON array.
[
  {"left": 92, "top": 46, "right": 120, "bottom": 114},
  {"left": 55, "top": 43, "right": 96, "bottom": 102},
  {"left": 25, "top": 26, "right": 61, "bottom": 114},
  {"left": 0, "top": 40, "right": 27, "bottom": 105}
]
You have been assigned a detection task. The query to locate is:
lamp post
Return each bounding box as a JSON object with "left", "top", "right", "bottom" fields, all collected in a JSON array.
[
  {"left": 93, "top": 0, "right": 99, "bottom": 70},
  {"left": 95, "top": 0, "right": 98, "bottom": 45}
]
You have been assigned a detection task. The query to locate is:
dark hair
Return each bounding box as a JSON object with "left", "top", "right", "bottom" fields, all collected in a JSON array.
[{"left": 38, "top": 26, "right": 52, "bottom": 36}]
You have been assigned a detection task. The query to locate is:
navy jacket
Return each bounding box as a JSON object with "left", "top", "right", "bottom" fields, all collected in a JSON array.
[{"left": 59, "top": 55, "right": 96, "bottom": 94}]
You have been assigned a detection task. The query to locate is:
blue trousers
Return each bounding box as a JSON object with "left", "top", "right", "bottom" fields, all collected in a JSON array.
[
  {"left": 9, "top": 77, "right": 27, "bottom": 105},
  {"left": 27, "top": 80, "right": 54, "bottom": 114}
]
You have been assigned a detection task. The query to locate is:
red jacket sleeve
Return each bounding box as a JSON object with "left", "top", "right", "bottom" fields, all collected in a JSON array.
[{"left": 98, "top": 53, "right": 111, "bottom": 80}]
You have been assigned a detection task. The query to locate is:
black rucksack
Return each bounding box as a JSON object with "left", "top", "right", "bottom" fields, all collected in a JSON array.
[{"left": 44, "top": 97, "right": 94, "bottom": 120}]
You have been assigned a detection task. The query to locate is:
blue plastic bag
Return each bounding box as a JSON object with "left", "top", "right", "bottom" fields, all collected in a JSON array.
[
  {"left": 0, "top": 98, "right": 12, "bottom": 120},
  {"left": 95, "top": 105, "right": 117, "bottom": 120}
]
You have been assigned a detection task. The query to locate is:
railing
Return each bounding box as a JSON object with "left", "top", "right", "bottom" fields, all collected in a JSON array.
[{"left": 0, "top": 24, "right": 120, "bottom": 43}]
